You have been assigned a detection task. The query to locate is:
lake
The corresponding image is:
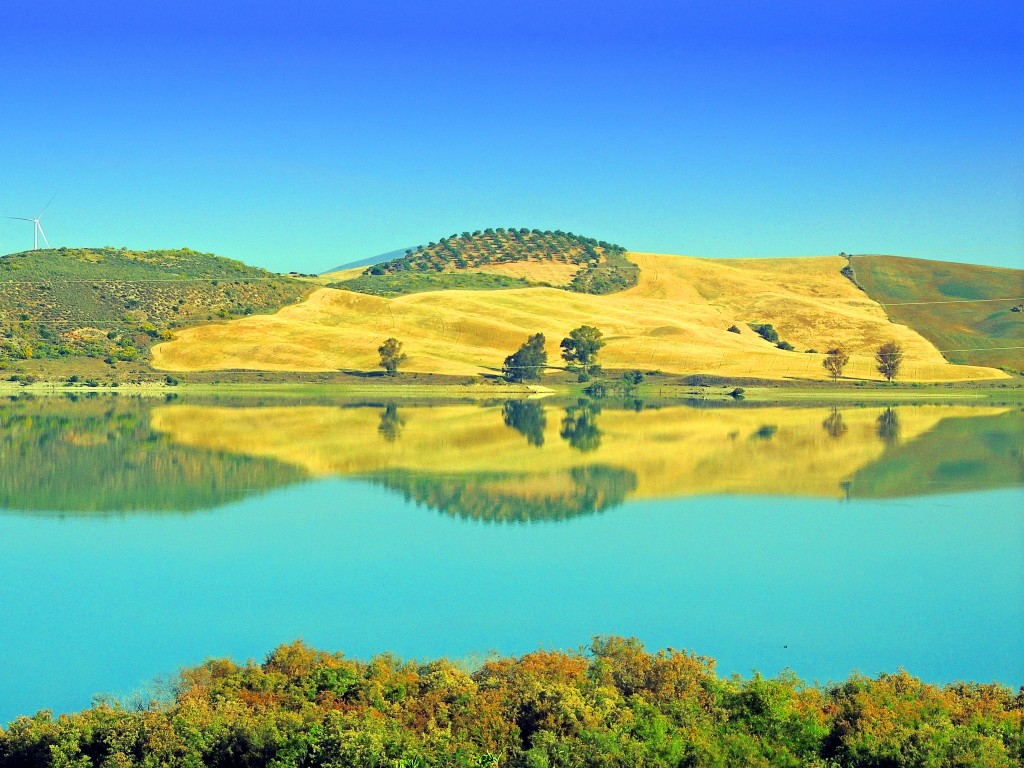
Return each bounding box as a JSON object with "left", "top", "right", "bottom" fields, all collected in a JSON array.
[{"left": 1, "top": 394, "right": 1021, "bottom": 724}]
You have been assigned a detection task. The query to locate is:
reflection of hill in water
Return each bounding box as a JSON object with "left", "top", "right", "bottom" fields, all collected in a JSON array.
[
  {"left": 150, "top": 401, "right": 1020, "bottom": 515},
  {"left": 0, "top": 397, "right": 306, "bottom": 514},
  {"left": 2, "top": 398, "right": 1019, "bottom": 519},
  {"left": 371, "top": 465, "right": 637, "bottom": 523},
  {"left": 847, "top": 410, "right": 1023, "bottom": 498}
]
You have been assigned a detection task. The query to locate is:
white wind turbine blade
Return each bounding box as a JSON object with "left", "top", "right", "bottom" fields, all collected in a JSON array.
[
  {"left": 37, "top": 195, "right": 55, "bottom": 218},
  {"left": 5, "top": 216, "right": 33, "bottom": 221},
  {"left": 36, "top": 220, "right": 50, "bottom": 248}
]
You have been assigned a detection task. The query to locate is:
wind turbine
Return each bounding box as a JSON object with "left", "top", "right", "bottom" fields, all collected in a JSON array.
[{"left": 6, "top": 198, "right": 54, "bottom": 250}]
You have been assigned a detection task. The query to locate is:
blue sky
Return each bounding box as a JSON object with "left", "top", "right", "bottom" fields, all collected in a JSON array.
[{"left": 1, "top": 0, "right": 1021, "bottom": 272}]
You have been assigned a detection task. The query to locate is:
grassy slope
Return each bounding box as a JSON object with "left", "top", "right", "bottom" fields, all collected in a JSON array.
[
  {"left": 149, "top": 402, "right": 1014, "bottom": 504},
  {"left": 153, "top": 253, "right": 1005, "bottom": 382},
  {"left": 851, "top": 254, "right": 1024, "bottom": 372},
  {"left": 0, "top": 248, "right": 309, "bottom": 367}
]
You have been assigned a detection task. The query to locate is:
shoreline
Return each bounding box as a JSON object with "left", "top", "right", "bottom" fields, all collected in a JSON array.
[{"left": 1, "top": 374, "right": 1021, "bottom": 404}]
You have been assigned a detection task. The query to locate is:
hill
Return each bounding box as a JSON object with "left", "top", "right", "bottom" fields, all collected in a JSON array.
[
  {"left": 333, "top": 228, "right": 638, "bottom": 296},
  {"left": 0, "top": 248, "right": 309, "bottom": 369},
  {"left": 849, "top": 255, "right": 1023, "bottom": 372},
  {"left": 153, "top": 252, "right": 1005, "bottom": 382}
]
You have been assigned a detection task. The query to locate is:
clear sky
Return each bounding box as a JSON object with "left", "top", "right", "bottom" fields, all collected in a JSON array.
[{"left": 1, "top": 0, "right": 1021, "bottom": 273}]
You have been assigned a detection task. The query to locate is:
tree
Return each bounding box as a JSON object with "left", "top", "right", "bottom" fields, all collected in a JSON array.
[
  {"left": 502, "top": 333, "right": 547, "bottom": 383},
  {"left": 560, "top": 325, "right": 606, "bottom": 373},
  {"left": 875, "top": 340, "right": 903, "bottom": 381},
  {"left": 378, "top": 337, "right": 407, "bottom": 377},
  {"left": 822, "top": 347, "right": 850, "bottom": 382}
]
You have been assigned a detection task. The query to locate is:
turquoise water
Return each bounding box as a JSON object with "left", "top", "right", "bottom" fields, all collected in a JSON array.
[{"left": 1, "top": 398, "right": 1022, "bottom": 723}]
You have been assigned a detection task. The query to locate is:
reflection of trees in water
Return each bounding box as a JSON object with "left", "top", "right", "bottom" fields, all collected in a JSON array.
[
  {"left": 370, "top": 465, "right": 638, "bottom": 523},
  {"left": 502, "top": 400, "right": 546, "bottom": 447},
  {"left": 0, "top": 396, "right": 305, "bottom": 514},
  {"left": 877, "top": 407, "right": 900, "bottom": 445},
  {"left": 378, "top": 403, "right": 406, "bottom": 443},
  {"left": 560, "top": 399, "right": 602, "bottom": 452},
  {"left": 822, "top": 408, "right": 848, "bottom": 439}
]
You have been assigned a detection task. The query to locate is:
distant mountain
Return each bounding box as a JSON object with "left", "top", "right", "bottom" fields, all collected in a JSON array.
[{"left": 323, "top": 248, "right": 413, "bottom": 274}]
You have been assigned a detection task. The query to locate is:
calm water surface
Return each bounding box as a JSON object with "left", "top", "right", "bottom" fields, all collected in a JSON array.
[{"left": 1, "top": 396, "right": 1021, "bottom": 723}]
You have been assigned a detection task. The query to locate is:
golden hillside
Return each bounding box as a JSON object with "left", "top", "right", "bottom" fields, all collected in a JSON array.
[
  {"left": 149, "top": 403, "right": 1009, "bottom": 500},
  {"left": 151, "top": 253, "right": 1007, "bottom": 381}
]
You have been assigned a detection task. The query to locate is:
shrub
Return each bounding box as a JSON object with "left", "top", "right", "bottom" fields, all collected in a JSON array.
[{"left": 748, "top": 323, "right": 779, "bottom": 343}]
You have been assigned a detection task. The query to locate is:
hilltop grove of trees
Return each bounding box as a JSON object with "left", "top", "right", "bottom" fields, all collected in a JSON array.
[
  {"left": 2, "top": 637, "right": 1021, "bottom": 768},
  {"left": 336, "top": 229, "right": 639, "bottom": 297}
]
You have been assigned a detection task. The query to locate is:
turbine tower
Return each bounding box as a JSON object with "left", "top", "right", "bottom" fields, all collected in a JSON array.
[{"left": 6, "top": 198, "right": 53, "bottom": 250}]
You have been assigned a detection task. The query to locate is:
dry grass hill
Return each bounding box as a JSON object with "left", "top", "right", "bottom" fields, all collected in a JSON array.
[{"left": 152, "top": 249, "right": 1008, "bottom": 382}]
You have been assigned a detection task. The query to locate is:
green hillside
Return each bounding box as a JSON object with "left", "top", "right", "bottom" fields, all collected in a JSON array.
[
  {"left": 849, "top": 255, "right": 1023, "bottom": 372},
  {"left": 334, "top": 228, "right": 637, "bottom": 296},
  {"left": 0, "top": 248, "right": 309, "bottom": 367}
]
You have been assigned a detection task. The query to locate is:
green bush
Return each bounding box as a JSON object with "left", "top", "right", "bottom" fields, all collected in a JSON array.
[{"left": 748, "top": 323, "right": 779, "bottom": 343}]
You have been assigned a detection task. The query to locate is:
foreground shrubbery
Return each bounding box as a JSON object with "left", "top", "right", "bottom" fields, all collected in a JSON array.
[{"left": 2, "top": 638, "right": 1021, "bottom": 767}]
